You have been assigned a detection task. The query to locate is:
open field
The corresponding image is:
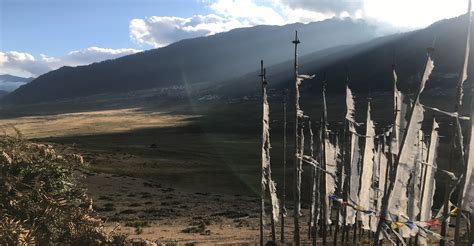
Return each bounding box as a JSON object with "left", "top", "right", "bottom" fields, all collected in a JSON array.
[
  {"left": 0, "top": 103, "right": 272, "bottom": 242},
  {"left": 0, "top": 108, "right": 197, "bottom": 139},
  {"left": 0, "top": 100, "right": 271, "bottom": 192}
]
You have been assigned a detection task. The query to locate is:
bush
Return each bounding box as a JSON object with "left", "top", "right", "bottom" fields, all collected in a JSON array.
[{"left": 0, "top": 135, "right": 124, "bottom": 245}]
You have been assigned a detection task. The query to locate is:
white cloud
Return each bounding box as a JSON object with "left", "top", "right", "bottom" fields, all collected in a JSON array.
[
  {"left": 130, "top": 14, "right": 244, "bottom": 48},
  {"left": 64, "top": 47, "right": 141, "bottom": 66},
  {"left": 273, "top": 0, "right": 363, "bottom": 15},
  {"left": 0, "top": 47, "right": 141, "bottom": 77},
  {"left": 210, "top": 0, "right": 286, "bottom": 25},
  {"left": 273, "top": 0, "right": 468, "bottom": 28},
  {"left": 130, "top": 0, "right": 287, "bottom": 48},
  {"left": 0, "top": 51, "right": 50, "bottom": 77},
  {"left": 276, "top": 4, "right": 335, "bottom": 23}
]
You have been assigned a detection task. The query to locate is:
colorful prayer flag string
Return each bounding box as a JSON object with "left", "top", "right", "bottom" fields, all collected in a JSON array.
[{"left": 328, "top": 194, "right": 457, "bottom": 231}]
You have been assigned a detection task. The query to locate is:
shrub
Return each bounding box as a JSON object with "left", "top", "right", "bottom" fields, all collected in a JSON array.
[{"left": 0, "top": 135, "right": 124, "bottom": 245}]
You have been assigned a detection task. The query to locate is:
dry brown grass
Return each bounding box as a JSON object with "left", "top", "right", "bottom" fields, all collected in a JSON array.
[{"left": 0, "top": 108, "right": 196, "bottom": 139}]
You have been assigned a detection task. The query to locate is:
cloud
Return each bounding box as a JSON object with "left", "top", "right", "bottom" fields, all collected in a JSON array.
[
  {"left": 64, "top": 47, "right": 141, "bottom": 66},
  {"left": 274, "top": 0, "right": 363, "bottom": 16},
  {"left": 0, "top": 47, "right": 141, "bottom": 77},
  {"left": 275, "top": 4, "right": 338, "bottom": 23},
  {"left": 130, "top": 14, "right": 244, "bottom": 48},
  {"left": 270, "top": 0, "right": 366, "bottom": 24},
  {"left": 130, "top": 0, "right": 287, "bottom": 48},
  {"left": 210, "top": 0, "right": 286, "bottom": 25},
  {"left": 274, "top": 0, "right": 468, "bottom": 28},
  {"left": 0, "top": 51, "right": 51, "bottom": 77}
]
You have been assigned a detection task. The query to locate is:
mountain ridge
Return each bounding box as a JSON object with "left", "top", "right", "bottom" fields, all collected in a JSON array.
[
  {"left": 0, "top": 74, "right": 34, "bottom": 92},
  {"left": 215, "top": 13, "right": 472, "bottom": 99},
  {"left": 2, "top": 18, "right": 382, "bottom": 104}
]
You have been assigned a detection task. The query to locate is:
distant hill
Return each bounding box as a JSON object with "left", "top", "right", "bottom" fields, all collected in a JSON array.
[
  {"left": 0, "top": 90, "right": 10, "bottom": 98},
  {"left": 0, "top": 74, "right": 34, "bottom": 92},
  {"left": 2, "top": 18, "right": 381, "bottom": 104}
]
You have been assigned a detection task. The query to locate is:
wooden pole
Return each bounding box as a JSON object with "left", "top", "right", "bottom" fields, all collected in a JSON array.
[
  {"left": 270, "top": 107, "right": 277, "bottom": 242},
  {"left": 260, "top": 63, "right": 278, "bottom": 243},
  {"left": 311, "top": 125, "right": 322, "bottom": 246},
  {"left": 321, "top": 82, "right": 328, "bottom": 246},
  {"left": 417, "top": 121, "right": 434, "bottom": 246},
  {"left": 466, "top": 213, "right": 471, "bottom": 243},
  {"left": 312, "top": 164, "right": 318, "bottom": 246},
  {"left": 376, "top": 64, "right": 401, "bottom": 245},
  {"left": 469, "top": 214, "right": 474, "bottom": 244},
  {"left": 293, "top": 30, "right": 302, "bottom": 246},
  {"left": 334, "top": 133, "right": 343, "bottom": 245},
  {"left": 315, "top": 130, "right": 322, "bottom": 245},
  {"left": 419, "top": 131, "right": 430, "bottom": 214},
  {"left": 440, "top": 182, "right": 452, "bottom": 246},
  {"left": 341, "top": 82, "right": 352, "bottom": 245},
  {"left": 352, "top": 213, "right": 357, "bottom": 244},
  {"left": 309, "top": 120, "right": 315, "bottom": 240},
  {"left": 454, "top": 1, "right": 472, "bottom": 244},
  {"left": 259, "top": 60, "right": 265, "bottom": 246},
  {"left": 299, "top": 123, "right": 306, "bottom": 242},
  {"left": 343, "top": 127, "right": 351, "bottom": 246},
  {"left": 271, "top": 210, "right": 276, "bottom": 242},
  {"left": 281, "top": 91, "right": 288, "bottom": 244}
]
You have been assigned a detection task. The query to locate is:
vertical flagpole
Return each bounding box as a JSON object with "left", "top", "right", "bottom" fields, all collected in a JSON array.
[
  {"left": 386, "top": 65, "right": 399, "bottom": 245},
  {"left": 271, "top": 160, "right": 277, "bottom": 243},
  {"left": 259, "top": 60, "right": 265, "bottom": 246},
  {"left": 308, "top": 120, "right": 314, "bottom": 240},
  {"left": 293, "top": 30, "right": 302, "bottom": 246},
  {"left": 340, "top": 120, "right": 348, "bottom": 245},
  {"left": 281, "top": 90, "right": 288, "bottom": 244},
  {"left": 308, "top": 119, "right": 318, "bottom": 243},
  {"left": 321, "top": 81, "right": 329, "bottom": 246},
  {"left": 454, "top": 1, "right": 472, "bottom": 244},
  {"left": 440, "top": 181, "right": 452, "bottom": 246},
  {"left": 299, "top": 121, "right": 306, "bottom": 241},
  {"left": 308, "top": 120, "right": 318, "bottom": 245},
  {"left": 341, "top": 77, "right": 352, "bottom": 245},
  {"left": 312, "top": 163, "right": 318, "bottom": 246},
  {"left": 260, "top": 61, "right": 279, "bottom": 244},
  {"left": 333, "top": 81, "right": 343, "bottom": 246},
  {"left": 419, "top": 118, "right": 436, "bottom": 221},
  {"left": 316, "top": 124, "right": 324, "bottom": 245}
]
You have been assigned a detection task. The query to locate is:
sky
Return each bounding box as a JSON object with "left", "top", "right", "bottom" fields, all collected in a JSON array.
[{"left": 0, "top": 0, "right": 470, "bottom": 77}]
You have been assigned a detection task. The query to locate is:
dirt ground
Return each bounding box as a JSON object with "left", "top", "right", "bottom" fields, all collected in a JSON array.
[
  {"left": 86, "top": 172, "right": 269, "bottom": 244},
  {"left": 85, "top": 172, "right": 463, "bottom": 245}
]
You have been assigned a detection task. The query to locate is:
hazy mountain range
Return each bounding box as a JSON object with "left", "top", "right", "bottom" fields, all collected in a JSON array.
[
  {"left": 0, "top": 74, "right": 34, "bottom": 92},
  {"left": 2, "top": 15, "right": 471, "bottom": 105}
]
